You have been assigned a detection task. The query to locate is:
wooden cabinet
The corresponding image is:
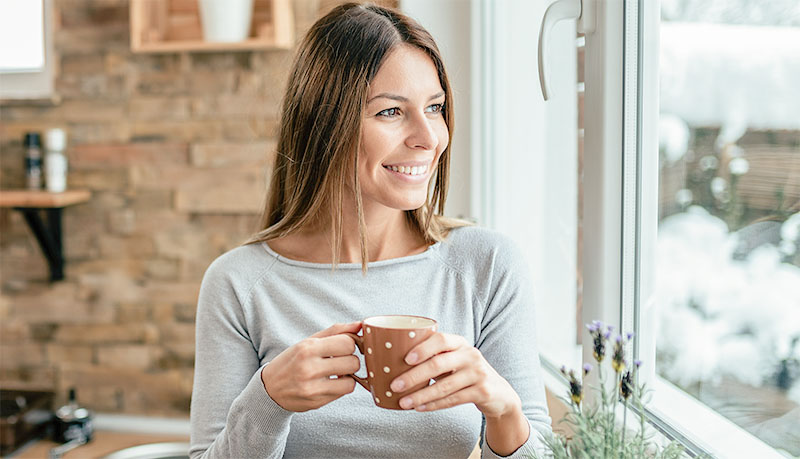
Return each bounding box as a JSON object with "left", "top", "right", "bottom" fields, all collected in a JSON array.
[{"left": 130, "top": 0, "right": 294, "bottom": 53}]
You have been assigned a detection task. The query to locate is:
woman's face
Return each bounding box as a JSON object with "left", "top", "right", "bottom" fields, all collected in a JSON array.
[{"left": 358, "top": 44, "right": 449, "bottom": 213}]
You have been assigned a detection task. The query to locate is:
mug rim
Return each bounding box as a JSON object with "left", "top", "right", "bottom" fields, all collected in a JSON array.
[{"left": 362, "top": 314, "right": 436, "bottom": 329}]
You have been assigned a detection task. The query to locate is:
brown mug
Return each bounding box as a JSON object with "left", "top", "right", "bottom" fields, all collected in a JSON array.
[{"left": 345, "top": 315, "right": 437, "bottom": 409}]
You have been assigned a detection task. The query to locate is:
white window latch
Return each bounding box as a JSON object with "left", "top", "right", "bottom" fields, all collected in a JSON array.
[{"left": 538, "top": 0, "right": 595, "bottom": 100}]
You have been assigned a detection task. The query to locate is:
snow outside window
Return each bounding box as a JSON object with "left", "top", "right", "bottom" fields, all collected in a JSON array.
[{"left": 652, "top": 1, "right": 800, "bottom": 455}]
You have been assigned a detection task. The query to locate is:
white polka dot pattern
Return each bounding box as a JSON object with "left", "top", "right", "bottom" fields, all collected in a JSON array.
[
  {"left": 375, "top": 397, "right": 380, "bottom": 403},
  {"left": 383, "top": 366, "right": 390, "bottom": 373},
  {"left": 385, "top": 342, "right": 392, "bottom": 349},
  {"left": 385, "top": 391, "right": 392, "bottom": 397},
  {"left": 366, "top": 327, "right": 371, "bottom": 334},
  {"left": 367, "top": 347, "right": 372, "bottom": 354},
  {"left": 408, "top": 331, "right": 416, "bottom": 338},
  {"left": 369, "top": 371, "right": 374, "bottom": 378}
]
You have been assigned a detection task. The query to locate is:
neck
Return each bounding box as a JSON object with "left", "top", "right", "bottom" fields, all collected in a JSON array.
[
  {"left": 335, "top": 200, "right": 425, "bottom": 263},
  {"left": 268, "top": 201, "right": 428, "bottom": 264}
]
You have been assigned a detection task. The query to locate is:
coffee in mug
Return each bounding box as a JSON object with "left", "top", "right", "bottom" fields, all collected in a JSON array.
[{"left": 346, "top": 315, "right": 437, "bottom": 409}]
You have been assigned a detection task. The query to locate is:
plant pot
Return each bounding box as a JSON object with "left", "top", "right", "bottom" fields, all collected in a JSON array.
[{"left": 198, "top": 0, "right": 254, "bottom": 43}]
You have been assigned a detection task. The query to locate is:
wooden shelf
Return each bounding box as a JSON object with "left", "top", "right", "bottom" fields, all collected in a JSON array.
[
  {"left": 130, "top": 0, "right": 294, "bottom": 54},
  {"left": 0, "top": 189, "right": 91, "bottom": 281},
  {"left": 0, "top": 189, "right": 90, "bottom": 208}
]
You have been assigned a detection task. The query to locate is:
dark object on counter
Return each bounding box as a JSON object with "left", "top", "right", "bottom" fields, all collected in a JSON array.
[
  {"left": 49, "top": 388, "right": 94, "bottom": 458},
  {"left": 0, "top": 388, "right": 55, "bottom": 456},
  {"left": 52, "top": 388, "right": 93, "bottom": 444},
  {"left": 24, "top": 132, "right": 44, "bottom": 190}
]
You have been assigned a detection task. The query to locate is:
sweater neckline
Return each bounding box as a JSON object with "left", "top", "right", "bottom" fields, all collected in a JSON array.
[{"left": 261, "top": 241, "right": 441, "bottom": 269}]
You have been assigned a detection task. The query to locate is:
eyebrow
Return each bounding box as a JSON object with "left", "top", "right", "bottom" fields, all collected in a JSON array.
[{"left": 366, "top": 91, "right": 445, "bottom": 104}]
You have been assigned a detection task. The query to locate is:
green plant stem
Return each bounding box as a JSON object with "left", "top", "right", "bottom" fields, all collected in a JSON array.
[
  {"left": 599, "top": 362, "right": 609, "bottom": 459},
  {"left": 637, "top": 386, "right": 645, "bottom": 458},
  {"left": 611, "top": 372, "right": 620, "bottom": 456},
  {"left": 621, "top": 398, "right": 628, "bottom": 457}
]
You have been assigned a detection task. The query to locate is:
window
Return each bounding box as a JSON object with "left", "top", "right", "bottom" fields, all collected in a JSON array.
[
  {"left": 473, "top": 0, "right": 796, "bottom": 457},
  {"left": 652, "top": 1, "right": 800, "bottom": 456},
  {"left": 0, "top": 0, "right": 55, "bottom": 100},
  {"left": 469, "top": 0, "right": 581, "bottom": 371}
]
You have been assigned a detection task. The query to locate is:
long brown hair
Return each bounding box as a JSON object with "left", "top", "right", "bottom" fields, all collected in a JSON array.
[{"left": 246, "top": 2, "right": 468, "bottom": 270}]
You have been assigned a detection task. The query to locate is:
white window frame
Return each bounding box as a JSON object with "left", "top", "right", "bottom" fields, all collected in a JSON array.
[
  {"left": 469, "top": 0, "right": 581, "bottom": 370},
  {"left": 0, "top": 0, "right": 56, "bottom": 101},
  {"left": 459, "top": 0, "right": 789, "bottom": 457},
  {"left": 583, "top": 0, "right": 786, "bottom": 457}
]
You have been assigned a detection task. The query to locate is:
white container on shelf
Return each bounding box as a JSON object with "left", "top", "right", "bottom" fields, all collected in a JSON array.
[
  {"left": 198, "top": 0, "right": 254, "bottom": 43},
  {"left": 44, "top": 127, "right": 68, "bottom": 193}
]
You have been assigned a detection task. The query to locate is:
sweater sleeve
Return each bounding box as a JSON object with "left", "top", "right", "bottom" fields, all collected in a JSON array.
[
  {"left": 189, "top": 258, "right": 294, "bottom": 459},
  {"left": 475, "top": 235, "right": 552, "bottom": 458}
]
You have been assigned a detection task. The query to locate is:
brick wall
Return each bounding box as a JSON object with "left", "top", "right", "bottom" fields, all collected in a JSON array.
[{"left": 0, "top": 0, "right": 394, "bottom": 417}]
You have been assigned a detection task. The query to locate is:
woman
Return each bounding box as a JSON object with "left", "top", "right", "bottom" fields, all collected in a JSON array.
[{"left": 190, "top": 3, "right": 551, "bottom": 458}]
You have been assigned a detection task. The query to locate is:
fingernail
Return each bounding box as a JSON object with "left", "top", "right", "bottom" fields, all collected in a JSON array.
[
  {"left": 391, "top": 379, "right": 405, "bottom": 392},
  {"left": 399, "top": 398, "right": 412, "bottom": 409},
  {"left": 405, "top": 353, "right": 418, "bottom": 364},
  {"left": 416, "top": 404, "right": 426, "bottom": 411}
]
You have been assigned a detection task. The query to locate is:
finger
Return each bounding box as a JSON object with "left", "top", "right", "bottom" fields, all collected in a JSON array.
[
  {"left": 391, "top": 347, "right": 473, "bottom": 393},
  {"left": 314, "top": 333, "right": 358, "bottom": 356},
  {"left": 397, "top": 370, "right": 475, "bottom": 410},
  {"left": 404, "top": 332, "right": 468, "bottom": 366},
  {"left": 311, "top": 321, "right": 362, "bottom": 339},
  {"left": 310, "top": 355, "right": 361, "bottom": 379},
  {"left": 319, "top": 374, "right": 357, "bottom": 396},
  {"left": 412, "top": 386, "right": 479, "bottom": 412}
]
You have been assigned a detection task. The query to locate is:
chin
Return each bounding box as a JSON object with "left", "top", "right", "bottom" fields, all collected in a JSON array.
[{"left": 378, "top": 194, "right": 426, "bottom": 212}]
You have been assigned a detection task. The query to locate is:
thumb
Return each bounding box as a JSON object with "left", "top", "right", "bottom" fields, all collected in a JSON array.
[{"left": 311, "top": 321, "right": 362, "bottom": 338}]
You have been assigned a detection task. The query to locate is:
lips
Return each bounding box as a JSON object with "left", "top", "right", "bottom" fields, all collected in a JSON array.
[{"left": 383, "top": 164, "right": 429, "bottom": 176}]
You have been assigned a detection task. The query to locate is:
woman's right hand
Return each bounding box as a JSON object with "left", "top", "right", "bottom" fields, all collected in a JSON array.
[{"left": 261, "top": 322, "right": 362, "bottom": 412}]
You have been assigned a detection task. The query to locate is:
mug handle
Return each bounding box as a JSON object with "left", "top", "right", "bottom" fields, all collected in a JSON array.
[{"left": 343, "top": 332, "right": 370, "bottom": 391}]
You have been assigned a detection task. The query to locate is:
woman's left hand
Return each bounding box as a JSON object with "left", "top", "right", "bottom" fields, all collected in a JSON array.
[{"left": 390, "top": 332, "right": 521, "bottom": 418}]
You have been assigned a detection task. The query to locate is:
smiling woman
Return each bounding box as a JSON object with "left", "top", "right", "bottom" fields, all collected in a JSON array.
[
  {"left": 245, "top": 2, "right": 466, "bottom": 271},
  {"left": 359, "top": 45, "right": 449, "bottom": 218},
  {"left": 189, "top": 3, "right": 552, "bottom": 458}
]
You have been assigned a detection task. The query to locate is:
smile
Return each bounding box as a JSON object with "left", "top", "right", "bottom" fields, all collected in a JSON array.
[{"left": 382, "top": 164, "right": 429, "bottom": 176}]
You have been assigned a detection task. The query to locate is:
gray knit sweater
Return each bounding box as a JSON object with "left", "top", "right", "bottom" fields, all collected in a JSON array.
[{"left": 190, "top": 226, "right": 551, "bottom": 458}]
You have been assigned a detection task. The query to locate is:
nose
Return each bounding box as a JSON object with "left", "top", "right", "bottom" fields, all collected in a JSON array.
[{"left": 405, "top": 111, "right": 438, "bottom": 151}]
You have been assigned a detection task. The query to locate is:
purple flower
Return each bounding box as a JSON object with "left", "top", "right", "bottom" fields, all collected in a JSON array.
[
  {"left": 603, "top": 330, "right": 612, "bottom": 339},
  {"left": 587, "top": 321, "right": 602, "bottom": 332},
  {"left": 626, "top": 332, "right": 635, "bottom": 340},
  {"left": 634, "top": 360, "right": 642, "bottom": 368},
  {"left": 620, "top": 370, "right": 634, "bottom": 400},
  {"left": 612, "top": 338, "right": 626, "bottom": 373},
  {"left": 565, "top": 369, "right": 583, "bottom": 406},
  {"left": 583, "top": 363, "right": 592, "bottom": 375}
]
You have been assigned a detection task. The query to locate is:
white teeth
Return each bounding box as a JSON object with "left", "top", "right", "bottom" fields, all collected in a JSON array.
[{"left": 386, "top": 164, "right": 428, "bottom": 176}]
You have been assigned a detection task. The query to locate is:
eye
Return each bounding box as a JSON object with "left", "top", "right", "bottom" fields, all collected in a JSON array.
[
  {"left": 377, "top": 107, "right": 400, "bottom": 117},
  {"left": 426, "top": 103, "right": 444, "bottom": 114}
]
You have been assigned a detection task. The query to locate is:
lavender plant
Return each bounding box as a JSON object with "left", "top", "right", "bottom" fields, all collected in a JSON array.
[{"left": 533, "top": 321, "right": 694, "bottom": 459}]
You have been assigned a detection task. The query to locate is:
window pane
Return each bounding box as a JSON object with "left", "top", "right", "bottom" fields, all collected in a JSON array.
[
  {"left": 0, "top": 0, "right": 45, "bottom": 73},
  {"left": 656, "top": 1, "right": 800, "bottom": 455}
]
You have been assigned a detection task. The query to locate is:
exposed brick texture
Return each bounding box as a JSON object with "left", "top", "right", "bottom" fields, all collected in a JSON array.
[{"left": 0, "top": 0, "right": 396, "bottom": 416}]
